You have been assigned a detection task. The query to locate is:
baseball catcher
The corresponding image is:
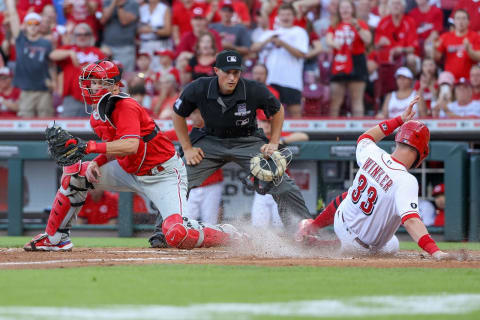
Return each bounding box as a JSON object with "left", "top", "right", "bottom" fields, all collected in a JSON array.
[{"left": 24, "top": 60, "right": 248, "bottom": 252}]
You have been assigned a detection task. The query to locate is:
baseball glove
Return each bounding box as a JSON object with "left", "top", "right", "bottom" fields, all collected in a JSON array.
[{"left": 45, "top": 124, "right": 87, "bottom": 167}]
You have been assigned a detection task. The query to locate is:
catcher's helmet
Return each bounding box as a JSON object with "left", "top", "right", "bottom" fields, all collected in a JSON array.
[
  {"left": 395, "top": 120, "right": 430, "bottom": 168},
  {"left": 79, "top": 60, "right": 123, "bottom": 105}
]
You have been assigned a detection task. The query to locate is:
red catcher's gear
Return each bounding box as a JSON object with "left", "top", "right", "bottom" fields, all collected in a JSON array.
[
  {"left": 395, "top": 120, "right": 430, "bottom": 168},
  {"left": 79, "top": 60, "right": 123, "bottom": 105}
]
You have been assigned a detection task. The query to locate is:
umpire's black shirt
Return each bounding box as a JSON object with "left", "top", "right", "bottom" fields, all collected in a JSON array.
[{"left": 173, "top": 76, "right": 281, "bottom": 133}]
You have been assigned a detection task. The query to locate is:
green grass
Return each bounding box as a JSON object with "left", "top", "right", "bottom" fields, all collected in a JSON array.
[{"left": 1, "top": 236, "right": 480, "bottom": 319}]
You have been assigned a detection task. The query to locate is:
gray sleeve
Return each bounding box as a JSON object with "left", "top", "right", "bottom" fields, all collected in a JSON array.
[
  {"left": 125, "top": 0, "right": 139, "bottom": 16},
  {"left": 236, "top": 26, "right": 251, "bottom": 47}
]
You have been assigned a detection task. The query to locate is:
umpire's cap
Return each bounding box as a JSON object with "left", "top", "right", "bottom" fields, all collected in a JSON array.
[{"left": 215, "top": 50, "right": 243, "bottom": 72}]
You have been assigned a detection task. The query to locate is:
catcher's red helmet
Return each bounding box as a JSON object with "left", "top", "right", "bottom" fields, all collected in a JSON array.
[
  {"left": 395, "top": 120, "right": 430, "bottom": 168},
  {"left": 79, "top": 60, "right": 123, "bottom": 105}
]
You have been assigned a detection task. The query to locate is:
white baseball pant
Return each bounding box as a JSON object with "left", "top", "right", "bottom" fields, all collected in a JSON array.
[
  {"left": 94, "top": 153, "right": 187, "bottom": 220},
  {"left": 333, "top": 210, "right": 399, "bottom": 256},
  {"left": 251, "top": 193, "right": 284, "bottom": 228},
  {"left": 185, "top": 182, "right": 223, "bottom": 224}
]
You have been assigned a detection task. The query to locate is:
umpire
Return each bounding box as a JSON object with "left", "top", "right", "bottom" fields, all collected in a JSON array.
[{"left": 172, "top": 49, "right": 311, "bottom": 230}]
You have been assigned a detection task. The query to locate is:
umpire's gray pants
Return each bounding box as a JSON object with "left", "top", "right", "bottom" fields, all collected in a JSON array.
[{"left": 186, "top": 134, "right": 311, "bottom": 230}]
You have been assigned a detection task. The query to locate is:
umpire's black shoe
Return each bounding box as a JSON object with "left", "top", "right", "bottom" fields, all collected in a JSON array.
[{"left": 148, "top": 233, "right": 168, "bottom": 248}]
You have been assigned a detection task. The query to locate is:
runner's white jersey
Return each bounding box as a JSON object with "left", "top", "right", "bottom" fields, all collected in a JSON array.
[{"left": 337, "top": 138, "right": 420, "bottom": 248}]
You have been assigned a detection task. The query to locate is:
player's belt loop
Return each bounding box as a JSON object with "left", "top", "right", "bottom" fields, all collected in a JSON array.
[{"left": 150, "top": 165, "right": 165, "bottom": 175}]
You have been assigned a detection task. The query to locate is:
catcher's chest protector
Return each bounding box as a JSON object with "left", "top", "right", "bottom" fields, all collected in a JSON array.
[{"left": 90, "top": 114, "right": 116, "bottom": 141}]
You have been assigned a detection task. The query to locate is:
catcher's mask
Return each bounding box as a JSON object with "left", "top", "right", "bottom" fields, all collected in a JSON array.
[
  {"left": 242, "top": 148, "right": 292, "bottom": 195},
  {"left": 79, "top": 60, "right": 123, "bottom": 111}
]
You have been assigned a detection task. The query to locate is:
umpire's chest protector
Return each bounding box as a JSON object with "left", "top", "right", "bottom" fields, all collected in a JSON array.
[{"left": 174, "top": 77, "right": 281, "bottom": 130}]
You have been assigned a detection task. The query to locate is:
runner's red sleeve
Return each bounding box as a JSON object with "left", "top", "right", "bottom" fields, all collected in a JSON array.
[
  {"left": 378, "top": 116, "right": 403, "bottom": 136},
  {"left": 417, "top": 234, "right": 440, "bottom": 255},
  {"left": 357, "top": 134, "right": 375, "bottom": 144}
]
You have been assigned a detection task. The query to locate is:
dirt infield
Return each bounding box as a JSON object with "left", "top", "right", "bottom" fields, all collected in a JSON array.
[{"left": 1, "top": 247, "right": 479, "bottom": 270}]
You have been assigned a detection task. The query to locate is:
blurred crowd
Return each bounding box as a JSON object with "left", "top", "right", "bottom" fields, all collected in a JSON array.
[{"left": 0, "top": 0, "right": 479, "bottom": 119}]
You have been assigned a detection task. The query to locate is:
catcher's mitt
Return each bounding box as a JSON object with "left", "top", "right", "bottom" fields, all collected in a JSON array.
[
  {"left": 45, "top": 124, "right": 87, "bottom": 167},
  {"left": 249, "top": 148, "right": 292, "bottom": 185}
]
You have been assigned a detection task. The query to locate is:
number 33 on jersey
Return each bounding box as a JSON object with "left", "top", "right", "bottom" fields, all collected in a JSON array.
[{"left": 338, "top": 138, "right": 420, "bottom": 247}]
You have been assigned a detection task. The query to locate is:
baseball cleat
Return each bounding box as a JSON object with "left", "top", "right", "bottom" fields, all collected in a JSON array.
[{"left": 24, "top": 233, "right": 73, "bottom": 252}]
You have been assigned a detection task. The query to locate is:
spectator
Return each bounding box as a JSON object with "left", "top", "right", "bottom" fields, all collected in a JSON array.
[
  {"left": 451, "top": 0, "right": 480, "bottom": 32},
  {"left": 154, "top": 50, "right": 181, "bottom": 85},
  {"left": 40, "top": 4, "right": 66, "bottom": 49},
  {"left": 138, "top": 0, "right": 172, "bottom": 54},
  {"left": 210, "top": 0, "right": 252, "bottom": 27},
  {"left": 378, "top": 67, "right": 427, "bottom": 118},
  {"left": 408, "top": 0, "right": 443, "bottom": 59},
  {"left": 374, "top": 0, "right": 419, "bottom": 73},
  {"left": 77, "top": 189, "right": 119, "bottom": 225},
  {"left": 251, "top": 3, "right": 308, "bottom": 118},
  {"left": 172, "top": 0, "right": 210, "bottom": 46},
  {"left": 262, "top": 0, "right": 307, "bottom": 30},
  {"left": 251, "top": 64, "right": 280, "bottom": 99},
  {"left": 435, "top": 9, "right": 480, "bottom": 81},
  {"left": 0, "top": 67, "right": 20, "bottom": 117},
  {"left": 63, "top": 0, "right": 102, "bottom": 41},
  {"left": 175, "top": 6, "right": 223, "bottom": 59},
  {"left": 436, "top": 70, "right": 455, "bottom": 104},
  {"left": 6, "top": 1, "right": 54, "bottom": 118},
  {"left": 153, "top": 73, "right": 179, "bottom": 119},
  {"left": 101, "top": 0, "right": 139, "bottom": 73},
  {"left": 326, "top": 0, "right": 371, "bottom": 117},
  {"left": 355, "top": 0, "right": 380, "bottom": 29},
  {"left": 371, "top": 0, "right": 389, "bottom": 19},
  {"left": 431, "top": 183, "right": 445, "bottom": 227},
  {"left": 415, "top": 58, "right": 438, "bottom": 113},
  {"left": 470, "top": 64, "right": 480, "bottom": 100},
  {"left": 184, "top": 32, "right": 217, "bottom": 82},
  {"left": 50, "top": 23, "right": 106, "bottom": 117},
  {"left": 209, "top": 0, "right": 251, "bottom": 56},
  {"left": 134, "top": 51, "right": 157, "bottom": 96},
  {"left": 17, "top": 0, "right": 53, "bottom": 20},
  {"left": 128, "top": 76, "right": 153, "bottom": 113},
  {"left": 433, "top": 77, "right": 480, "bottom": 118}
]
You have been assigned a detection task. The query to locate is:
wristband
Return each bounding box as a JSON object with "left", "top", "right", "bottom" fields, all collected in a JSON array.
[
  {"left": 417, "top": 234, "right": 440, "bottom": 255},
  {"left": 85, "top": 140, "right": 107, "bottom": 154},
  {"left": 378, "top": 115, "right": 403, "bottom": 136},
  {"left": 93, "top": 154, "right": 108, "bottom": 167}
]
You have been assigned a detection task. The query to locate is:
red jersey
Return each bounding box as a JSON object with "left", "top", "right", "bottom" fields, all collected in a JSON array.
[
  {"left": 452, "top": 0, "right": 480, "bottom": 32},
  {"left": 374, "top": 15, "right": 419, "bottom": 63},
  {"left": 175, "top": 29, "right": 223, "bottom": 57},
  {"left": 433, "top": 209, "right": 444, "bottom": 227},
  {"left": 473, "top": 91, "right": 480, "bottom": 100},
  {"left": 211, "top": 0, "right": 251, "bottom": 25},
  {"left": 90, "top": 97, "right": 176, "bottom": 175},
  {"left": 408, "top": 6, "right": 443, "bottom": 42},
  {"left": 64, "top": 0, "right": 103, "bottom": 39},
  {"left": 414, "top": 80, "right": 436, "bottom": 110},
  {"left": 17, "top": 0, "right": 52, "bottom": 20},
  {"left": 268, "top": 5, "right": 307, "bottom": 30},
  {"left": 329, "top": 21, "right": 368, "bottom": 55},
  {"left": 437, "top": 30, "right": 480, "bottom": 80},
  {"left": 57, "top": 45, "right": 105, "bottom": 101},
  {"left": 172, "top": 1, "right": 210, "bottom": 38},
  {"left": 0, "top": 87, "right": 21, "bottom": 117},
  {"left": 164, "top": 126, "right": 223, "bottom": 186},
  {"left": 78, "top": 191, "right": 118, "bottom": 224}
]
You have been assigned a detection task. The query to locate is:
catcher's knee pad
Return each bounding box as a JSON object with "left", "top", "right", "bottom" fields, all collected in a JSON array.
[
  {"left": 162, "top": 214, "right": 202, "bottom": 249},
  {"left": 46, "top": 161, "right": 91, "bottom": 236}
]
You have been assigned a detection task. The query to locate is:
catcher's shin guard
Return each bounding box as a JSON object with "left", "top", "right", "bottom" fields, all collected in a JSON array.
[
  {"left": 161, "top": 214, "right": 233, "bottom": 249},
  {"left": 45, "top": 161, "right": 91, "bottom": 237}
]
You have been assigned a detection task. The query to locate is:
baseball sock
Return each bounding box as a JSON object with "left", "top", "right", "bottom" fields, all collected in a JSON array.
[{"left": 312, "top": 192, "right": 347, "bottom": 228}]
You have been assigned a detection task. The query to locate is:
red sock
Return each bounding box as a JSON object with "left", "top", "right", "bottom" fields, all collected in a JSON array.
[{"left": 312, "top": 192, "right": 347, "bottom": 228}]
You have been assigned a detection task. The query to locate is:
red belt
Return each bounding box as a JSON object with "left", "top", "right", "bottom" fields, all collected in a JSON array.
[{"left": 340, "top": 211, "right": 370, "bottom": 249}]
